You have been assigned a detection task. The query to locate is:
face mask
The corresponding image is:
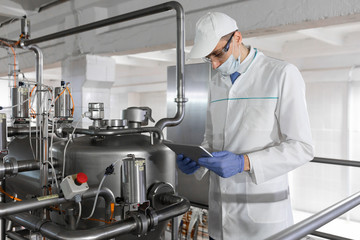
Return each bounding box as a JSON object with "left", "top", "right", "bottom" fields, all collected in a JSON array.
[{"left": 216, "top": 43, "right": 241, "bottom": 77}]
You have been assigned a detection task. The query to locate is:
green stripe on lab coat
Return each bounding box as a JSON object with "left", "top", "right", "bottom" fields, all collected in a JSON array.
[{"left": 211, "top": 97, "right": 278, "bottom": 103}]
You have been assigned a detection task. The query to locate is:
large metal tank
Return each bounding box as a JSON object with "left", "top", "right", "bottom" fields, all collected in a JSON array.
[{"left": 52, "top": 133, "right": 176, "bottom": 239}]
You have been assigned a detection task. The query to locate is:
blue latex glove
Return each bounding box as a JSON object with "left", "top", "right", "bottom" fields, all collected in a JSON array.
[
  {"left": 176, "top": 154, "right": 200, "bottom": 174},
  {"left": 198, "top": 151, "right": 244, "bottom": 178}
]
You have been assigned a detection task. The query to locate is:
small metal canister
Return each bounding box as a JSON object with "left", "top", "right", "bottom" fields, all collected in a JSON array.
[
  {"left": 11, "top": 87, "right": 29, "bottom": 119},
  {"left": 54, "top": 86, "right": 72, "bottom": 118},
  {"left": 121, "top": 154, "right": 146, "bottom": 205}
]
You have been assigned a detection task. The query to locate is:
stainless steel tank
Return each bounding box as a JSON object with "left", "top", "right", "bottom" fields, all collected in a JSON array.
[{"left": 51, "top": 133, "right": 176, "bottom": 239}]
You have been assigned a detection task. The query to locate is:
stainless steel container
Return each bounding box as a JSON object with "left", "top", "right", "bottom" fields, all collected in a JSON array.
[
  {"left": 53, "top": 134, "right": 175, "bottom": 199},
  {"left": 11, "top": 87, "right": 29, "bottom": 119},
  {"left": 88, "top": 103, "right": 104, "bottom": 120},
  {"left": 54, "top": 87, "right": 72, "bottom": 118},
  {"left": 121, "top": 154, "right": 146, "bottom": 204},
  {"left": 51, "top": 133, "right": 175, "bottom": 239}
]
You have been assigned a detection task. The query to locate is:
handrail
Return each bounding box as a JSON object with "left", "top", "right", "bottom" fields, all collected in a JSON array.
[
  {"left": 265, "top": 190, "right": 360, "bottom": 240},
  {"left": 311, "top": 157, "right": 360, "bottom": 168}
]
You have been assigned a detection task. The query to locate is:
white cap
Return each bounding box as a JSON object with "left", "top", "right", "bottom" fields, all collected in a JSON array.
[{"left": 188, "top": 12, "right": 238, "bottom": 59}]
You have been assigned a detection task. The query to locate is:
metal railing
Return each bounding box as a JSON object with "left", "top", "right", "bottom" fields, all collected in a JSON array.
[{"left": 266, "top": 157, "right": 360, "bottom": 240}]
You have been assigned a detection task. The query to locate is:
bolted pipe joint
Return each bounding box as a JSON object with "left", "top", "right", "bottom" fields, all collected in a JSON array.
[{"left": 128, "top": 212, "right": 148, "bottom": 237}]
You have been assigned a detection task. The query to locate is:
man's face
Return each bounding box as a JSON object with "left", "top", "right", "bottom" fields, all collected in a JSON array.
[{"left": 203, "top": 32, "right": 239, "bottom": 69}]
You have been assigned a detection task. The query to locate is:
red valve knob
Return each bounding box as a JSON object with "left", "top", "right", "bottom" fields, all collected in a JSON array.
[{"left": 75, "top": 172, "right": 88, "bottom": 185}]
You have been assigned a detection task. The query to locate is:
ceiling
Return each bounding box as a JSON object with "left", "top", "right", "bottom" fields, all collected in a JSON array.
[
  {"left": 2, "top": 0, "right": 360, "bottom": 86},
  {"left": 0, "top": 0, "right": 63, "bottom": 26},
  {"left": 21, "top": 20, "right": 360, "bottom": 86}
]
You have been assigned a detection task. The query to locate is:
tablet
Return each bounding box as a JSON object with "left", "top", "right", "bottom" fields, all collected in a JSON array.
[{"left": 164, "top": 142, "right": 213, "bottom": 162}]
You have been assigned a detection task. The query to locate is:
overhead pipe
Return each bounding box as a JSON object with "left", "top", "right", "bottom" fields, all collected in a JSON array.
[
  {"left": 266, "top": 190, "right": 360, "bottom": 240},
  {"left": 8, "top": 193, "right": 189, "bottom": 240},
  {"left": 18, "top": 1, "right": 186, "bottom": 131}
]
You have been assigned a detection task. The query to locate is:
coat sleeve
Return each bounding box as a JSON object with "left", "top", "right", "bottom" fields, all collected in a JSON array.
[{"left": 247, "top": 64, "right": 314, "bottom": 184}]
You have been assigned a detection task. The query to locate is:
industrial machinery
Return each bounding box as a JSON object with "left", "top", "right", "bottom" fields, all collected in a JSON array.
[{"left": 0, "top": 2, "right": 189, "bottom": 239}]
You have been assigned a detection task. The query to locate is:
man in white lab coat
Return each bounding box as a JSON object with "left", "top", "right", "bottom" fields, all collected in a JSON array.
[{"left": 176, "top": 12, "right": 314, "bottom": 240}]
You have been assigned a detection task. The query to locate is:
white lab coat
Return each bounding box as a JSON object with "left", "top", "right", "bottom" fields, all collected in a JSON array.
[{"left": 197, "top": 47, "right": 314, "bottom": 240}]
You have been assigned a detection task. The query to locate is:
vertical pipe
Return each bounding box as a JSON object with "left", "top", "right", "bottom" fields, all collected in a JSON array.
[
  {"left": 24, "top": 45, "right": 48, "bottom": 198},
  {"left": 0, "top": 114, "right": 6, "bottom": 153},
  {"left": 0, "top": 114, "right": 6, "bottom": 240},
  {"left": 171, "top": 217, "right": 179, "bottom": 240},
  {"left": 155, "top": 2, "right": 186, "bottom": 130}
]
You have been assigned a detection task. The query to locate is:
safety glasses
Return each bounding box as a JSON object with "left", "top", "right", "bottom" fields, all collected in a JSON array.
[{"left": 202, "top": 32, "right": 235, "bottom": 63}]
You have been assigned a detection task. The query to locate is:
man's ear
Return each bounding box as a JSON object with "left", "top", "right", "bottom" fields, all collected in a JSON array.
[{"left": 234, "top": 31, "right": 242, "bottom": 44}]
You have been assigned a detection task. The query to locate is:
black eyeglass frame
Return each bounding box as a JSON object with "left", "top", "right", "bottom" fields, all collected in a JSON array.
[{"left": 203, "top": 31, "right": 236, "bottom": 63}]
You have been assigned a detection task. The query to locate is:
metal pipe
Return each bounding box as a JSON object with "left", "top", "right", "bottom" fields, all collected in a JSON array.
[
  {"left": 18, "top": 1, "right": 186, "bottom": 131},
  {"left": 0, "top": 187, "right": 114, "bottom": 218},
  {"left": 311, "top": 157, "right": 360, "bottom": 168},
  {"left": 5, "top": 232, "right": 29, "bottom": 240},
  {"left": 311, "top": 231, "right": 353, "bottom": 240},
  {"left": 0, "top": 159, "right": 58, "bottom": 179},
  {"left": 62, "top": 127, "right": 163, "bottom": 139},
  {"left": 7, "top": 126, "right": 53, "bottom": 137},
  {"left": 155, "top": 194, "right": 190, "bottom": 222},
  {"left": 8, "top": 193, "right": 189, "bottom": 240},
  {"left": 22, "top": 45, "right": 48, "bottom": 197},
  {"left": 154, "top": 2, "right": 186, "bottom": 130},
  {"left": 24, "top": 2, "right": 180, "bottom": 46},
  {"left": 265, "top": 191, "right": 360, "bottom": 240},
  {"left": 0, "top": 114, "right": 6, "bottom": 153}
]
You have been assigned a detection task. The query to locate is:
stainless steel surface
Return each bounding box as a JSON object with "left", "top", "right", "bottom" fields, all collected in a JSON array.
[
  {"left": 155, "top": 2, "right": 186, "bottom": 130},
  {"left": 122, "top": 107, "right": 155, "bottom": 128},
  {"left": 24, "top": 45, "right": 48, "bottom": 197},
  {"left": 54, "top": 87, "right": 71, "bottom": 118},
  {"left": 0, "top": 159, "right": 58, "bottom": 178},
  {"left": 7, "top": 126, "right": 52, "bottom": 137},
  {"left": 88, "top": 102, "right": 104, "bottom": 120},
  {"left": 110, "top": 119, "right": 127, "bottom": 129},
  {"left": 11, "top": 87, "right": 29, "bottom": 119},
  {"left": 3, "top": 2, "right": 191, "bottom": 239},
  {"left": 53, "top": 134, "right": 176, "bottom": 203},
  {"left": 6, "top": 231, "right": 29, "bottom": 240},
  {"left": 8, "top": 193, "right": 189, "bottom": 240},
  {"left": 122, "top": 108, "right": 146, "bottom": 128},
  {"left": 266, "top": 190, "right": 360, "bottom": 240},
  {"left": 122, "top": 155, "right": 146, "bottom": 204},
  {"left": 167, "top": 62, "right": 212, "bottom": 206},
  {"left": 171, "top": 217, "right": 178, "bottom": 240},
  {"left": 21, "top": 18, "right": 30, "bottom": 39},
  {"left": 63, "top": 126, "right": 163, "bottom": 139},
  {"left": 0, "top": 114, "right": 6, "bottom": 152}
]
